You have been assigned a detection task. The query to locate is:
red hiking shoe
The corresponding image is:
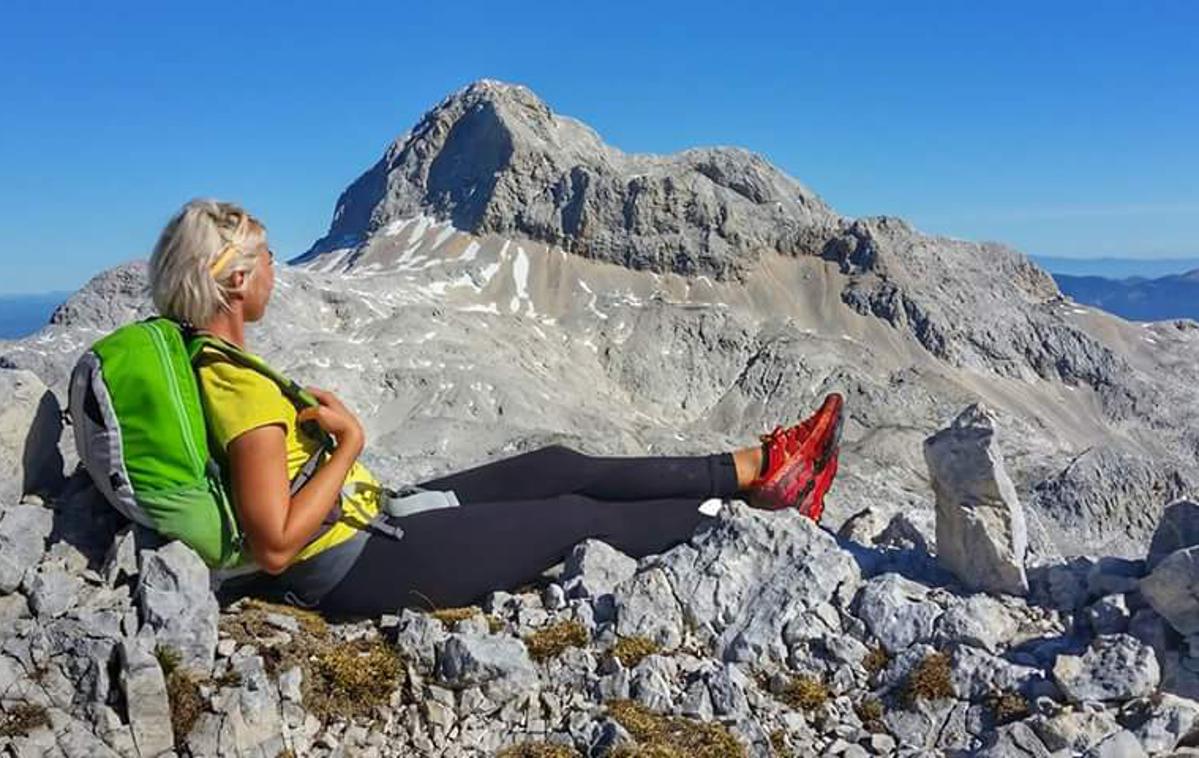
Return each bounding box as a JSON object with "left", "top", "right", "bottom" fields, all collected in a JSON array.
[{"left": 747, "top": 393, "right": 844, "bottom": 521}]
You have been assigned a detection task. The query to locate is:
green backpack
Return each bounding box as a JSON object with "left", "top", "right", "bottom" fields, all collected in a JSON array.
[{"left": 67, "top": 316, "right": 334, "bottom": 569}]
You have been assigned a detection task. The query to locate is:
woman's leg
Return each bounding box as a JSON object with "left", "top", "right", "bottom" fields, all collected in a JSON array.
[
  {"left": 417, "top": 444, "right": 742, "bottom": 504},
  {"left": 317, "top": 491, "right": 714, "bottom": 617}
]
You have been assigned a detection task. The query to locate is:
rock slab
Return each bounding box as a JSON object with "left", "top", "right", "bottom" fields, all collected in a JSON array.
[{"left": 924, "top": 403, "right": 1029, "bottom": 595}]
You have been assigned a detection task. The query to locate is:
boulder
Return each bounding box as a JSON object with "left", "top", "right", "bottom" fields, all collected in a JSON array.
[
  {"left": 854, "top": 573, "right": 941, "bottom": 654},
  {"left": 924, "top": 403, "right": 1029, "bottom": 595},
  {"left": 436, "top": 632, "right": 539, "bottom": 704},
  {"left": 1141, "top": 546, "right": 1199, "bottom": 635},
  {"left": 0, "top": 503, "right": 54, "bottom": 593},
  {"left": 1148, "top": 499, "right": 1199, "bottom": 570},
  {"left": 630, "top": 502, "right": 860, "bottom": 665},
  {"left": 1083, "top": 729, "right": 1148, "bottom": 758},
  {"left": 562, "top": 538, "right": 638, "bottom": 622},
  {"left": 0, "top": 369, "right": 64, "bottom": 503},
  {"left": 936, "top": 593, "right": 1019, "bottom": 652},
  {"left": 613, "top": 567, "right": 685, "bottom": 652},
  {"left": 1052, "top": 633, "right": 1160, "bottom": 702},
  {"left": 118, "top": 636, "right": 175, "bottom": 757},
  {"left": 874, "top": 510, "right": 935, "bottom": 553},
  {"left": 1132, "top": 692, "right": 1199, "bottom": 754},
  {"left": 135, "top": 541, "right": 219, "bottom": 673}
]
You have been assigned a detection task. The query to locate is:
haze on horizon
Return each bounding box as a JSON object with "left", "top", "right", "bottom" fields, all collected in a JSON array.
[{"left": 1, "top": 1, "right": 1194, "bottom": 295}]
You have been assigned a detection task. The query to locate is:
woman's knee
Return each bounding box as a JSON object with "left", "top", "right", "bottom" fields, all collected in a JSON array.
[{"left": 538, "top": 444, "right": 589, "bottom": 465}]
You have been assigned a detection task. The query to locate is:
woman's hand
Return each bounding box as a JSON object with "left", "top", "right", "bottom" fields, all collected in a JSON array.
[{"left": 297, "top": 386, "right": 365, "bottom": 454}]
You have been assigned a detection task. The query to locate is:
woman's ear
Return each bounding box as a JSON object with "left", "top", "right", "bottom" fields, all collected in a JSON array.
[{"left": 229, "top": 270, "right": 246, "bottom": 294}]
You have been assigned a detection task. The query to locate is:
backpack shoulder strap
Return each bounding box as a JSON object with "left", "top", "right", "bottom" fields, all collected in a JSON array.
[{"left": 183, "top": 327, "right": 336, "bottom": 451}]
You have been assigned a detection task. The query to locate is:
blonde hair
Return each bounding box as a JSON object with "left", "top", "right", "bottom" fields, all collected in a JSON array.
[{"left": 148, "top": 198, "right": 268, "bottom": 326}]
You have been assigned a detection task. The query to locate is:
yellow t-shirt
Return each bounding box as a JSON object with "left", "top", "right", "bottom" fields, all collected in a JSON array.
[{"left": 195, "top": 346, "right": 381, "bottom": 566}]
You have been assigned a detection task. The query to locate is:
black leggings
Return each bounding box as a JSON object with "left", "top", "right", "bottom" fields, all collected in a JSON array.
[{"left": 315, "top": 445, "right": 741, "bottom": 616}]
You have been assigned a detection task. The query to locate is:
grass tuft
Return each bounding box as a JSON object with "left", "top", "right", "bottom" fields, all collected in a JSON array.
[
  {"left": 525, "top": 620, "right": 589, "bottom": 663},
  {"left": 154, "top": 645, "right": 206, "bottom": 748},
  {"left": 304, "top": 638, "right": 402, "bottom": 723},
  {"left": 0, "top": 703, "right": 50, "bottom": 738},
  {"left": 496, "top": 742, "right": 580, "bottom": 757},
  {"left": 430, "top": 606, "right": 483, "bottom": 626},
  {"left": 606, "top": 699, "right": 745, "bottom": 757},
  {"left": 768, "top": 728, "right": 795, "bottom": 757},
  {"left": 609, "top": 636, "right": 661, "bottom": 669},
  {"left": 776, "top": 675, "right": 830, "bottom": 712},
  {"left": 902, "top": 652, "right": 954, "bottom": 705},
  {"left": 862, "top": 646, "right": 890, "bottom": 677},
  {"left": 219, "top": 600, "right": 405, "bottom": 725},
  {"left": 855, "top": 697, "right": 887, "bottom": 733},
  {"left": 987, "top": 690, "right": 1031, "bottom": 725}
]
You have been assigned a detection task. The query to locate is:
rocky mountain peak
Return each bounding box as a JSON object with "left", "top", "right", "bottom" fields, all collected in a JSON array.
[{"left": 299, "top": 79, "right": 836, "bottom": 277}]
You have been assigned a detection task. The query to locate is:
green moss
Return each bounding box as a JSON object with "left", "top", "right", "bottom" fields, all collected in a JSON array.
[
  {"left": 496, "top": 742, "right": 580, "bottom": 757},
  {"left": 606, "top": 699, "right": 746, "bottom": 757},
  {"left": 0, "top": 703, "right": 50, "bottom": 738},
  {"left": 902, "top": 652, "right": 954, "bottom": 705},
  {"left": 525, "top": 620, "right": 589, "bottom": 663},
  {"left": 610, "top": 636, "right": 661, "bottom": 669}
]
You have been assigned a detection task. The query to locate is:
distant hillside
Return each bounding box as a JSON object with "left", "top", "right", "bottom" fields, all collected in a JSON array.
[
  {"left": 0, "top": 291, "right": 67, "bottom": 339},
  {"left": 1054, "top": 269, "right": 1199, "bottom": 322},
  {"left": 1034, "top": 255, "right": 1199, "bottom": 279}
]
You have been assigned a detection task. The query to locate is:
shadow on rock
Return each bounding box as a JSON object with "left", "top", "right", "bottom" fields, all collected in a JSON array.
[{"left": 22, "top": 389, "right": 66, "bottom": 498}]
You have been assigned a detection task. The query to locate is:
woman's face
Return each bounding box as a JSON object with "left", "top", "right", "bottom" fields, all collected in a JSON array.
[{"left": 243, "top": 245, "right": 275, "bottom": 322}]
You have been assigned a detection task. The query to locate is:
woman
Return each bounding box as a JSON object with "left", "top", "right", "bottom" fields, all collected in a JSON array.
[{"left": 148, "top": 199, "right": 843, "bottom": 617}]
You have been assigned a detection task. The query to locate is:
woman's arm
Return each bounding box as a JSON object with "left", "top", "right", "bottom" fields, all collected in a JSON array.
[{"left": 226, "top": 387, "right": 365, "bottom": 574}]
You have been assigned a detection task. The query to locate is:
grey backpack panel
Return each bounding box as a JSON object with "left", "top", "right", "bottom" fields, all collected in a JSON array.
[{"left": 68, "top": 351, "right": 149, "bottom": 527}]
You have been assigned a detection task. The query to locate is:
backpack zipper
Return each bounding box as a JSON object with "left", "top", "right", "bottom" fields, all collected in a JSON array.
[{"left": 144, "top": 321, "right": 205, "bottom": 476}]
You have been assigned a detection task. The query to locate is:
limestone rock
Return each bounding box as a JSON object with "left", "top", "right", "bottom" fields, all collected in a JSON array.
[
  {"left": 210, "top": 654, "right": 286, "bottom": 756},
  {"left": 936, "top": 594, "right": 1019, "bottom": 653},
  {"left": 1149, "top": 500, "right": 1199, "bottom": 570},
  {"left": 0, "top": 369, "right": 64, "bottom": 503},
  {"left": 613, "top": 567, "right": 685, "bottom": 652},
  {"left": 0, "top": 503, "right": 54, "bottom": 593},
  {"left": 395, "top": 608, "right": 449, "bottom": 673},
  {"left": 1141, "top": 546, "right": 1199, "bottom": 635},
  {"left": 436, "top": 632, "right": 539, "bottom": 704},
  {"left": 1052, "top": 634, "right": 1160, "bottom": 702},
  {"left": 562, "top": 538, "right": 638, "bottom": 623},
  {"left": 1083, "top": 729, "right": 1148, "bottom": 758},
  {"left": 24, "top": 566, "right": 83, "bottom": 618},
  {"left": 135, "top": 540, "right": 219, "bottom": 673},
  {"left": 1131, "top": 692, "right": 1199, "bottom": 754},
  {"left": 118, "top": 636, "right": 175, "bottom": 757},
  {"left": 924, "top": 403, "right": 1029, "bottom": 595},
  {"left": 854, "top": 573, "right": 941, "bottom": 654}
]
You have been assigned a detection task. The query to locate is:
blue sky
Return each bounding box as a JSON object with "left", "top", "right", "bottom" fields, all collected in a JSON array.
[{"left": 1, "top": 1, "right": 1195, "bottom": 294}]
